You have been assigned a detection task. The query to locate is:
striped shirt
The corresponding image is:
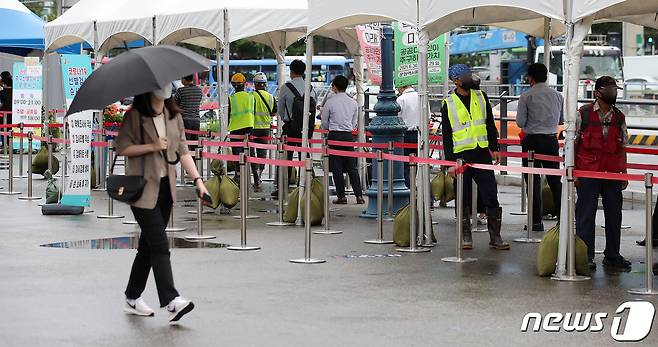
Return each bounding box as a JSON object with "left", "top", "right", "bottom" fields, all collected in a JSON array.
[{"left": 174, "top": 85, "right": 203, "bottom": 119}]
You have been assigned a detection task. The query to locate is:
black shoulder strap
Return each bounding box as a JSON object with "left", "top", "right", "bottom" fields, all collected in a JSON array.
[
  {"left": 286, "top": 82, "right": 302, "bottom": 99},
  {"left": 580, "top": 104, "right": 593, "bottom": 132},
  {"left": 255, "top": 90, "right": 273, "bottom": 115}
]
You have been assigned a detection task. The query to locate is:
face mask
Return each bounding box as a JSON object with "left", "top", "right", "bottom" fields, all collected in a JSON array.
[
  {"left": 598, "top": 88, "right": 618, "bottom": 105},
  {"left": 460, "top": 77, "right": 476, "bottom": 90},
  {"left": 152, "top": 83, "right": 173, "bottom": 100}
]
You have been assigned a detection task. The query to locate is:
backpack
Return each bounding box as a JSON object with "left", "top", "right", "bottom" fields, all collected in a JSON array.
[{"left": 285, "top": 82, "right": 316, "bottom": 138}]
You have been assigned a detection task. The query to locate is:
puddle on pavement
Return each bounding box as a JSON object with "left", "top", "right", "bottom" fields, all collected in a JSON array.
[{"left": 40, "top": 236, "right": 228, "bottom": 249}]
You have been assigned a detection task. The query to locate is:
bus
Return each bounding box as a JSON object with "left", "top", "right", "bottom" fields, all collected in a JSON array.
[{"left": 204, "top": 56, "right": 354, "bottom": 97}]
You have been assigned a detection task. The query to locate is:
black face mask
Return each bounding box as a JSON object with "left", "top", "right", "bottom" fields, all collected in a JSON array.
[
  {"left": 460, "top": 77, "right": 476, "bottom": 90},
  {"left": 598, "top": 89, "right": 618, "bottom": 105}
]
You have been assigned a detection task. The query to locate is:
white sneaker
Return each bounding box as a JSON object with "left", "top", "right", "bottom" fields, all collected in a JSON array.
[
  {"left": 166, "top": 296, "right": 194, "bottom": 323},
  {"left": 123, "top": 297, "right": 155, "bottom": 317}
]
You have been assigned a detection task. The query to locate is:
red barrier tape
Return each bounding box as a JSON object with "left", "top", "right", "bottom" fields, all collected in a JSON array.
[
  {"left": 22, "top": 123, "right": 42, "bottom": 128},
  {"left": 52, "top": 138, "right": 70, "bottom": 144},
  {"left": 106, "top": 130, "right": 118, "bottom": 136},
  {"left": 393, "top": 142, "right": 417, "bottom": 149},
  {"left": 247, "top": 156, "right": 305, "bottom": 168},
  {"left": 499, "top": 151, "right": 528, "bottom": 159},
  {"left": 627, "top": 163, "right": 658, "bottom": 171},
  {"left": 382, "top": 153, "right": 411, "bottom": 163},
  {"left": 33, "top": 136, "right": 49, "bottom": 142},
  {"left": 534, "top": 154, "right": 564, "bottom": 163},
  {"left": 283, "top": 145, "right": 322, "bottom": 154},
  {"left": 412, "top": 157, "right": 456, "bottom": 167},
  {"left": 184, "top": 129, "right": 207, "bottom": 136},
  {"left": 327, "top": 139, "right": 388, "bottom": 149},
  {"left": 0, "top": 131, "right": 9, "bottom": 136},
  {"left": 48, "top": 123, "right": 64, "bottom": 128},
  {"left": 186, "top": 140, "right": 199, "bottom": 146},
  {"left": 0, "top": 124, "right": 18, "bottom": 129},
  {"left": 200, "top": 152, "right": 240, "bottom": 162},
  {"left": 627, "top": 146, "right": 658, "bottom": 156},
  {"left": 573, "top": 170, "right": 645, "bottom": 182},
  {"left": 247, "top": 142, "right": 276, "bottom": 150},
  {"left": 91, "top": 141, "right": 108, "bottom": 148},
  {"left": 468, "top": 163, "right": 565, "bottom": 177},
  {"left": 429, "top": 144, "right": 444, "bottom": 150},
  {"left": 327, "top": 149, "right": 377, "bottom": 159},
  {"left": 201, "top": 140, "right": 244, "bottom": 148}
]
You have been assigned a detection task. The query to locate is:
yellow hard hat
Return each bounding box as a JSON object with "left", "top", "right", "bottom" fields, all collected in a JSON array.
[{"left": 231, "top": 73, "right": 246, "bottom": 84}]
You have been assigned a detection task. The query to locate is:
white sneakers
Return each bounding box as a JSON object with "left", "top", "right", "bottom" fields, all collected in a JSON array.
[
  {"left": 123, "top": 297, "right": 155, "bottom": 317},
  {"left": 123, "top": 296, "right": 194, "bottom": 323},
  {"left": 166, "top": 296, "right": 195, "bottom": 323}
]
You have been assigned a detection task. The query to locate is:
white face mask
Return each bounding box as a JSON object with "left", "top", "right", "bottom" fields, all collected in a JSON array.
[{"left": 152, "top": 83, "right": 172, "bottom": 100}]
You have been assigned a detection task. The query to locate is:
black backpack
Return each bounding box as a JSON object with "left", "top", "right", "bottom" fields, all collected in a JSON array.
[{"left": 285, "top": 82, "right": 316, "bottom": 138}]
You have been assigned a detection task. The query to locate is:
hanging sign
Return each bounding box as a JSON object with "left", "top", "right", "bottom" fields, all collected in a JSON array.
[
  {"left": 356, "top": 24, "right": 382, "bottom": 86},
  {"left": 60, "top": 111, "right": 93, "bottom": 207},
  {"left": 11, "top": 60, "right": 43, "bottom": 150},
  {"left": 393, "top": 22, "right": 447, "bottom": 88}
]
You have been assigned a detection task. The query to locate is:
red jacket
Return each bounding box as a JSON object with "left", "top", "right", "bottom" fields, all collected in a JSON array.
[{"left": 575, "top": 103, "right": 626, "bottom": 173}]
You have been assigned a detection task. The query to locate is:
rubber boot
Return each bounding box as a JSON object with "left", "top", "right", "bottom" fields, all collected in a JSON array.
[
  {"left": 462, "top": 212, "right": 473, "bottom": 250},
  {"left": 487, "top": 207, "right": 510, "bottom": 250}
]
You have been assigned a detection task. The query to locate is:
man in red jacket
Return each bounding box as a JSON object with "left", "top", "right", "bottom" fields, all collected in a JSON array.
[{"left": 575, "top": 76, "right": 630, "bottom": 272}]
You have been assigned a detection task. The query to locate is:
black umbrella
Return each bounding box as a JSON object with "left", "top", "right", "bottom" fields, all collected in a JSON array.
[{"left": 67, "top": 45, "right": 210, "bottom": 115}]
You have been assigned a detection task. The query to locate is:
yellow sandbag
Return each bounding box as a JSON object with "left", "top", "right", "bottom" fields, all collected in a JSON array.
[
  {"left": 537, "top": 225, "right": 589, "bottom": 276},
  {"left": 541, "top": 179, "right": 555, "bottom": 216},
  {"left": 289, "top": 167, "right": 298, "bottom": 185},
  {"left": 283, "top": 188, "right": 299, "bottom": 223},
  {"left": 204, "top": 175, "right": 222, "bottom": 209},
  {"left": 210, "top": 160, "right": 224, "bottom": 177},
  {"left": 393, "top": 204, "right": 437, "bottom": 247},
  {"left": 301, "top": 189, "right": 323, "bottom": 226},
  {"left": 431, "top": 173, "right": 444, "bottom": 200},
  {"left": 218, "top": 175, "right": 239, "bottom": 208},
  {"left": 283, "top": 184, "right": 324, "bottom": 225},
  {"left": 32, "top": 146, "right": 60, "bottom": 176},
  {"left": 310, "top": 177, "right": 324, "bottom": 209},
  {"left": 441, "top": 174, "right": 455, "bottom": 205}
]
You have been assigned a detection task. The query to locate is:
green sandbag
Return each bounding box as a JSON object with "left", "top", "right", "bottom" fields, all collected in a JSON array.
[
  {"left": 218, "top": 175, "right": 239, "bottom": 208},
  {"left": 310, "top": 177, "right": 324, "bottom": 208},
  {"left": 289, "top": 167, "right": 298, "bottom": 185},
  {"left": 283, "top": 188, "right": 299, "bottom": 223},
  {"left": 541, "top": 179, "right": 555, "bottom": 216},
  {"left": 431, "top": 173, "right": 444, "bottom": 200},
  {"left": 44, "top": 170, "right": 59, "bottom": 204},
  {"left": 441, "top": 173, "right": 455, "bottom": 205},
  {"left": 210, "top": 160, "right": 225, "bottom": 177},
  {"left": 204, "top": 175, "right": 222, "bottom": 209},
  {"left": 393, "top": 204, "right": 437, "bottom": 247},
  {"left": 537, "top": 225, "right": 589, "bottom": 276},
  {"left": 301, "top": 190, "right": 323, "bottom": 226},
  {"left": 31, "top": 146, "right": 60, "bottom": 176}
]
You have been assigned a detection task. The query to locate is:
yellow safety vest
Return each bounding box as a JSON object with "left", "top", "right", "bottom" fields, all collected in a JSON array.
[
  {"left": 252, "top": 90, "right": 274, "bottom": 129},
  {"left": 443, "top": 89, "right": 489, "bottom": 153},
  {"left": 228, "top": 91, "right": 255, "bottom": 132}
]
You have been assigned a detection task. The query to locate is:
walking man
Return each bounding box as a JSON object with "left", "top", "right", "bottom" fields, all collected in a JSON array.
[
  {"left": 251, "top": 72, "right": 276, "bottom": 189},
  {"left": 575, "top": 76, "right": 631, "bottom": 271},
  {"left": 516, "top": 63, "right": 563, "bottom": 232},
  {"left": 321, "top": 75, "right": 364, "bottom": 205},
  {"left": 397, "top": 84, "right": 419, "bottom": 188},
  {"left": 441, "top": 64, "right": 509, "bottom": 250}
]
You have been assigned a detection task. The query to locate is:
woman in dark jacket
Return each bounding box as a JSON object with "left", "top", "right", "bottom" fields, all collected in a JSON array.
[{"left": 115, "top": 84, "right": 208, "bottom": 323}]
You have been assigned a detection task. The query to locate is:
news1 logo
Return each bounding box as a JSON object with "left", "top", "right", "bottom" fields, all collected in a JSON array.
[{"left": 521, "top": 301, "right": 655, "bottom": 342}]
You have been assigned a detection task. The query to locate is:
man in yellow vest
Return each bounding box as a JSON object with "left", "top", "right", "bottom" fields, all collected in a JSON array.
[
  {"left": 228, "top": 73, "right": 259, "bottom": 189},
  {"left": 251, "top": 72, "right": 277, "bottom": 188},
  {"left": 441, "top": 64, "right": 509, "bottom": 251}
]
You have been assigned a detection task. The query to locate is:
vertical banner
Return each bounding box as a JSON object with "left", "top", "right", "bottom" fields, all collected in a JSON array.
[
  {"left": 60, "top": 111, "right": 93, "bottom": 207},
  {"left": 393, "top": 22, "right": 447, "bottom": 88},
  {"left": 356, "top": 24, "right": 382, "bottom": 86},
  {"left": 12, "top": 59, "right": 42, "bottom": 150},
  {"left": 60, "top": 54, "right": 92, "bottom": 110}
]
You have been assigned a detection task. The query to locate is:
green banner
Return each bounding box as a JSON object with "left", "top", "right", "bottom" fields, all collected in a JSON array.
[{"left": 394, "top": 22, "right": 446, "bottom": 88}]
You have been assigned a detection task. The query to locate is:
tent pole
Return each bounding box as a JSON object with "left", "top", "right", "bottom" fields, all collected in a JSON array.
[
  {"left": 443, "top": 32, "right": 450, "bottom": 97},
  {"left": 216, "top": 39, "right": 222, "bottom": 131},
  {"left": 221, "top": 9, "right": 230, "bottom": 141},
  {"left": 275, "top": 32, "right": 287, "bottom": 140},
  {"left": 418, "top": 29, "right": 433, "bottom": 246},
  {"left": 543, "top": 18, "right": 551, "bottom": 71},
  {"left": 296, "top": 34, "right": 314, "bottom": 226},
  {"left": 354, "top": 52, "right": 367, "bottom": 190}
]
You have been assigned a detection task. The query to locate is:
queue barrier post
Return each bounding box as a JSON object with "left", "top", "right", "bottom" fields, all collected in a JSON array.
[
  {"left": 397, "top": 155, "right": 430, "bottom": 253},
  {"left": 628, "top": 172, "right": 658, "bottom": 295},
  {"left": 187, "top": 147, "right": 214, "bottom": 215},
  {"left": 47, "top": 135, "right": 53, "bottom": 173},
  {"left": 18, "top": 132, "right": 41, "bottom": 201},
  {"left": 510, "top": 167, "right": 527, "bottom": 216},
  {"left": 205, "top": 133, "right": 212, "bottom": 181},
  {"left": 16, "top": 123, "right": 27, "bottom": 178},
  {"left": 365, "top": 150, "right": 393, "bottom": 244},
  {"left": 267, "top": 139, "right": 295, "bottom": 227},
  {"left": 290, "top": 158, "right": 325, "bottom": 264},
  {"left": 0, "top": 133, "right": 21, "bottom": 195},
  {"left": 442, "top": 159, "right": 477, "bottom": 263},
  {"left": 313, "top": 138, "right": 342, "bottom": 235},
  {"left": 185, "top": 195, "right": 216, "bottom": 241},
  {"left": 227, "top": 153, "right": 260, "bottom": 251},
  {"left": 514, "top": 150, "right": 542, "bottom": 243},
  {"left": 385, "top": 141, "right": 394, "bottom": 222},
  {"left": 97, "top": 141, "right": 124, "bottom": 219},
  {"left": 233, "top": 149, "right": 259, "bottom": 220},
  {"left": 2, "top": 112, "right": 7, "bottom": 155},
  {"left": 552, "top": 167, "right": 589, "bottom": 282}
]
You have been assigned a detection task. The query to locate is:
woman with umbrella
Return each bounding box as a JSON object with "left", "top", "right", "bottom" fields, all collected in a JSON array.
[{"left": 69, "top": 46, "right": 212, "bottom": 323}]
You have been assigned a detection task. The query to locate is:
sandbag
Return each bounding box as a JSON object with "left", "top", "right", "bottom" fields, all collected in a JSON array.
[
  {"left": 283, "top": 184, "right": 324, "bottom": 225},
  {"left": 205, "top": 175, "right": 222, "bottom": 209},
  {"left": 537, "top": 225, "right": 589, "bottom": 276},
  {"left": 32, "top": 146, "right": 60, "bottom": 176},
  {"left": 301, "top": 189, "right": 323, "bottom": 226},
  {"left": 283, "top": 188, "right": 299, "bottom": 223},
  {"left": 289, "top": 167, "right": 298, "bottom": 186},
  {"left": 441, "top": 173, "right": 455, "bottom": 205},
  {"left": 44, "top": 170, "right": 59, "bottom": 204},
  {"left": 541, "top": 179, "right": 555, "bottom": 217},
  {"left": 41, "top": 204, "right": 84, "bottom": 215},
  {"left": 393, "top": 204, "right": 437, "bottom": 247},
  {"left": 431, "top": 173, "right": 444, "bottom": 200},
  {"left": 218, "top": 175, "right": 239, "bottom": 208},
  {"left": 210, "top": 160, "right": 225, "bottom": 177},
  {"left": 310, "top": 177, "right": 324, "bottom": 208}
]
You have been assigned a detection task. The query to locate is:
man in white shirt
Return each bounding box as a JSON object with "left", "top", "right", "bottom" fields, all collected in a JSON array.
[{"left": 397, "top": 85, "right": 419, "bottom": 188}]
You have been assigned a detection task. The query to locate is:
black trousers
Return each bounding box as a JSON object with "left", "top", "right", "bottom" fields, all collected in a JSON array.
[
  {"left": 182, "top": 117, "right": 200, "bottom": 151},
  {"left": 576, "top": 178, "right": 623, "bottom": 261},
  {"left": 455, "top": 166, "right": 500, "bottom": 213},
  {"left": 125, "top": 178, "right": 179, "bottom": 307},
  {"left": 403, "top": 130, "right": 418, "bottom": 188},
  {"left": 328, "top": 131, "right": 363, "bottom": 198},
  {"left": 230, "top": 127, "right": 259, "bottom": 185},
  {"left": 252, "top": 128, "right": 271, "bottom": 172},
  {"left": 522, "top": 134, "right": 562, "bottom": 224}
]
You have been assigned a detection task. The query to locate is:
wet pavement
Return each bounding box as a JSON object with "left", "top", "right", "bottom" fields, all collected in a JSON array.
[{"left": 1, "top": 167, "right": 657, "bottom": 346}]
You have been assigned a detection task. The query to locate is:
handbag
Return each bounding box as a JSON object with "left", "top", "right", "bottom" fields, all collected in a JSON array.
[{"left": 107, "top": 116, "right": 146, "bottom": 203}]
